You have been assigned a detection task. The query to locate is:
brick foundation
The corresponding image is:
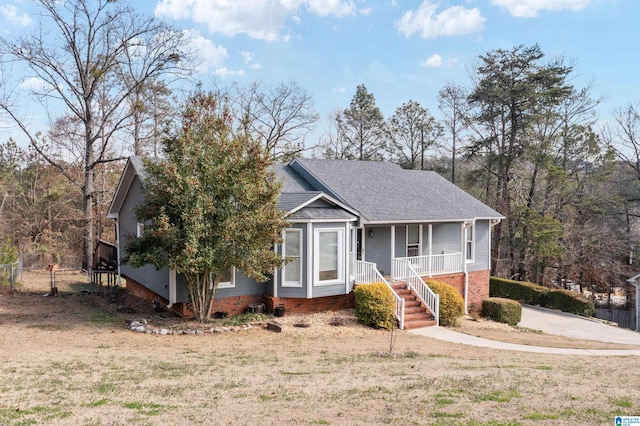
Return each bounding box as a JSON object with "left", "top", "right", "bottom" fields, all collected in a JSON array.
[
  {"left": 123, "top": 275, "right": 355, "bottom": 318},
  {"left": 264, "top": 293, "right": 355, "bottom": 315},
  {"left": 422, "top": 270, "right": 490, "bottom": 313},
  {"left": 211, "top": 294, "right": 265, "bottom": 317}
]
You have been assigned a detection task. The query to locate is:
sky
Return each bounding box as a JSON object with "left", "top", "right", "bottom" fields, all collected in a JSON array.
[{"left": 1, "top": 0, "right": 639, "bottom": 147}]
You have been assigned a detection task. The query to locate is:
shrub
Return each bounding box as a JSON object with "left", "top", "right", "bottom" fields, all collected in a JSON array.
[
  {"left": 490, "top": 277, "right": 547, "bottom": 304},
  {"left": 540, "top": 289, "right": 595, "bottom": 317},
  {"left": 354, "top": 283, "right": 396, "bottom": 329},
  {"left": 482, "top": 298, "right": 522, "bottom": 326},
  {"left": 490, "top": 276, "right": 596, "bottom": 318},
  {"left": 425, "top": 279, "right": 464, "bottom": 326}
]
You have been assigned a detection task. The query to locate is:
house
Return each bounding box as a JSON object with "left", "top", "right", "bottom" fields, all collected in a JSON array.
[{"left": 107, "top": 157, "right": 503, "bottom": 329}]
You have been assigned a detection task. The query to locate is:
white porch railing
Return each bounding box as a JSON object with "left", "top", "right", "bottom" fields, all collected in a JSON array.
[
  {"left": 353, "top": 260, "right": 405, "bottom": 330},
  {"left": 395, "top": 251, "right": 463, "bottom": 277},
  {"left": 392, "top": 258, "right": 440, "bottom": 326}
]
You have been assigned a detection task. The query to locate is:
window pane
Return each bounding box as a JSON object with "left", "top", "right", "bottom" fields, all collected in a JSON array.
[
  {"left": 220, "top": 267, "right": 232, "bottom": 283},
  {"left": 285, "top": 231, "right": 300, "bottom": 256},
  {"left": 319, "top": 231, "right": 338, "bottom": 281},
  {"left": 285, "top": 258, "right": 300, "bottom": 282},
  {"left": 408, "top": 224, "right": 419, "bottom": 245}
]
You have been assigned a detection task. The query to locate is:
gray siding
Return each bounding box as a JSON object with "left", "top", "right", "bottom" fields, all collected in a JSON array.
[
  {"left": 432, "top": 223, "right": 462, "bottom": 253},
  {"left": 394, "top": 226, "right": 406, "bottom": 258},
  {"left": 364, "top": 226, "right": 392, "bottom": 276},
  {"left": 468, "top": 220, "right": 490, "bottom": 272},
  {"left": 119, "top": 176, "right": 172, "bottom": 300},
  {"left": 214, "top": 271, "right": 267, "bottom": 298}
]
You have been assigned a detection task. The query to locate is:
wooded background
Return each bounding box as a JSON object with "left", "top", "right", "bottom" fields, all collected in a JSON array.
[{"left": 1, "top": 1, "right": 640, "bottom": 300}]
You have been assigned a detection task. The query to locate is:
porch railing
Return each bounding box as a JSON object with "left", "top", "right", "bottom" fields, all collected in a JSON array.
[
  {"left": 392, "top": 258, "right": 440, "bottom": 326},
  {"left": 395, "top": 251, "right": 463, "bottom": 277},
  {"left": 353, "top": 260, "right": 405, "bottom": 330}
]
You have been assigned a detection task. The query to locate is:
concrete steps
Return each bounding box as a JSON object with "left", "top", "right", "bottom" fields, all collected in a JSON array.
[{"left": 389, "top": 281, "right": 437, "bottom": 330}]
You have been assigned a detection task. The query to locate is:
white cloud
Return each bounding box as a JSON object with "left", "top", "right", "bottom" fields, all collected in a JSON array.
[
  {"left": 422, "top": 54, "right": 442, "bottom": 68},
  {"left": 251, "top": 63, "right": 263, "bottom": 70},
  {"left": 241, "top": 51, "right": 253, "bottom": 64},
  {"left": 306, "top": 0, "right": 355, "bottom": 17},
  {"left": 19, "top": 77, "right": 49, "bottom": 91},
  {"left": 332, "top": 87, "right": 346, "bottom": 93},
  {"left": 0, "top": 5, "right": 32, "bottom": 26},
  {"left": 155, "top": 0, "right": 357, "bottom": 41},
  {"left": 359, "top": 7, "right": 373, "bottom": 16},
  {"left": 214, "top": 67, "right": 245, "bottom": 77},
  {"left": 395, "top": 1, "right": 485, "bottom": 38},
  {"left": 491, "top": 0, "right": 591, "bottom": 17},
  {"left": 183, "top": 30, "right": 228, "bottom": 74}
]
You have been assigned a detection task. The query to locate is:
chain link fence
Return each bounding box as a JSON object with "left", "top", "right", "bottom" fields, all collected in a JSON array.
[
  {"left": 20, "top": 254, "right": 82, "bottom": 271},
  {"left": 0, "top": 261, "right": 22, "bottom": 291}
]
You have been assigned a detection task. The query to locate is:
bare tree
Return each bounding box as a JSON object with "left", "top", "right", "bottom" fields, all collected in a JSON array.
[
  {"left": 214, "top": 81, "right": 319, "bottom": 162},
  {"left": 0, "top": 0, "right": 194, "bottom": 269},
  {"left": 438, "top": 83, "right": 470, "bottom": 183},
  {"left": 386, "top": 100, "right": 443, "bottom": 170}
]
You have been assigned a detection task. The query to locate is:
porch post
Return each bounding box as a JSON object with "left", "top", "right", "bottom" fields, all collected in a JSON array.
[
  {"left": 428, "top": 224, "right": 432, "bottom": 276},
  {"left": 390, "top": 225, "right": 395, "bottom": 263}
]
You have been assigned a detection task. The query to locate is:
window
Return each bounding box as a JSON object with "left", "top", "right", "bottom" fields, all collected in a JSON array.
[
  {"left": 465, "top": 225, "right": 474, "bottom": 262},
  {"left": 407, "top": 224, "right": 420, "bottom": 257},
  {"left": 136, "top": 223, "right": 144, "bottom": 238},
  {"left": 217, "top": 267, "right": 235, "bottom": 289},
  {"left": 283, "top": 229, "right": 302, "bottom": 287},
  {"left": 314, "top": 228, "right": 344, "bottom": 285}
]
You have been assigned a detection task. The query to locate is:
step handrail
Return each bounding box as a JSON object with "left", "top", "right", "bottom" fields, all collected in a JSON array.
[
  {"left": 354, "top": 260, "right": 405, "bottom": 330},
  {"left": 392, "top": 258, "right": 439, "bottom": 326}
]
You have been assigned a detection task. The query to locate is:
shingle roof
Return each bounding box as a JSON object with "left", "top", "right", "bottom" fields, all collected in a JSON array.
[
  {"left": 276, "top": 192, "right": 324, "bottom": 213},
  {"left": 288, "top": 158, "right": 503, "bottom": 223},
  {"left": 288, "top": 207, "right": 357, "bottom": 221}
]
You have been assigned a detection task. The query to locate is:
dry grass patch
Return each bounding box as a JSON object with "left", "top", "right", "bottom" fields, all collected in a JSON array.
[{"left": 0, "top": 274, "right": 638, "bottom": 425}]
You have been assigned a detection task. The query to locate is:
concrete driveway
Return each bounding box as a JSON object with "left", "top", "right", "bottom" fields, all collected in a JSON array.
[
  {"left": 410, "top": 305, "right": 640, "bottom": 355},
  {"left": 518, "top": 305, "right": 640, "bottom": 345}
]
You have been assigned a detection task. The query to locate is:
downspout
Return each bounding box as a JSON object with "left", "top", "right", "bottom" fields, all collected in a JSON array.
[
  {"left": 167, "top": 269, "right": 176, "bottom": 309},
  {"left": 115, "top": 219, "right": 122, "bottom": 287},
  {"left": 462, "top": 221, "right": 474, "bottom": 314}
]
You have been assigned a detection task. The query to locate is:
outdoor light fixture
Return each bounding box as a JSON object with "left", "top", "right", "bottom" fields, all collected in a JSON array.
[{"left": 368, "top": 229, "right": 374, "bottom": 237}]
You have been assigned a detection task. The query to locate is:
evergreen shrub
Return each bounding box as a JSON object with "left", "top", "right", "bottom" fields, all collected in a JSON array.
[
  {"left": 354, "top": 283, "right": 396, "bottom": 330},
  {"left": 490, "top": 277, "right": 547, "bottom": 304},
  {"left": 490, "top": 276, "right": 595, "bottom": 317},
  {"left": 482, "top": 297, "right": 522, "bottom": 326},
  {"left": 540, "top": 289, "right": 595, "bottom": 317},
  {"left": 425, "top": 279, "right": 464, "bottom": 326}
]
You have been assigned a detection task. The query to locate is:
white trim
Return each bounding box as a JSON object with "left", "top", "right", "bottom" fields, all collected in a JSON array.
[
  {"left": 363, "top": 217, "right": 503, "bottom": 225},
  {"left": 273, "top": 243, "right": 278, "bottom": 298},
  {"left": 285, "top": 192, "right": 360, "bottom": 218},
  {"left": 306, "top": 223, "right": 313, "bottom": 298},
  {"left": 313, "top": 227, "right": 345, "bottom": 286},
  {"left": 283, "top": 229, "right": 303, "bottom": 287},
  {"left": 217, "top": 267, "right": 235, "bottom": 289},
  {"left": 136, "top": 222, "right": 145, "bottom": 238},
  {"left": 465, "top": 223, "right": 475, "bottom": 263},
  {"left": 287, "top": 218, "right": 357, "bottom": 224},
  {"left": 390, "top": 225, "right": 395, "bottom": 259}
]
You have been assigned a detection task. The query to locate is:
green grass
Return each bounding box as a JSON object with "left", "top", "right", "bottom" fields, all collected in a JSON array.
[
  {"left": 476, "top": 389, "right": 521, "bottom": 403},
  {"left": 122, "top": 401, "right": 167, "bottom": 416},
  {"left": 522, "top": 412, "right": 560, "bottom": 421},
  {"left": 613, "top": 398, "right": 633, "bottom": 408}
]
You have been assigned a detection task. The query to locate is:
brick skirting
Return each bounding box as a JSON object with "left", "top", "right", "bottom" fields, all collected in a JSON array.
[
  {"left": 423, "top": 270, "right": 490, "bottom": 313},
  {"left": 264, "top": 293, "right": 355, "bottom": 315},
  {"left": 124, "top": 275, "right": 355, "bottom": 317}
]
